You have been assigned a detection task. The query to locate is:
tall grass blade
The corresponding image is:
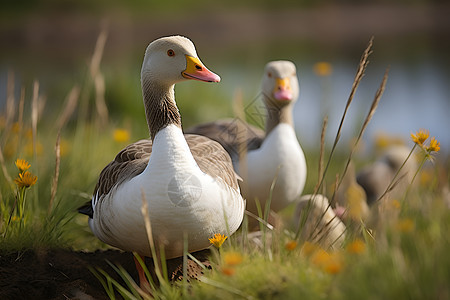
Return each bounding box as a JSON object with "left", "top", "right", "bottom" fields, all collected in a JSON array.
[
  {"left": 315, "top": 37, "right": 373, "bottom": 196},
  {"left": 49, "top": 86, "right": 80, "bottom": 213},
  {"left": 88, "top": 266, "right": 116, "bottom": 300},
  {"left": 331, "top": 67, "right": 389, "bottom": 205},
  {"left": 314, "top": 116, "right": 328, "bottom": 194}
]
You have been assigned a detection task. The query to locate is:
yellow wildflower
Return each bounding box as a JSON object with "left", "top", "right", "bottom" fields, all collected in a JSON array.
[
  {"left": 311, "top": 249, "right": 330, "bottom": 266},
  {"left": 395, "top": 218, "right": 414, "bottom": 233},
  {"left": 285, "top": 240, "right": 298, "bottom": 251},
  {"left": 311, "top": 249, "right": 343, "bottom": 274},
  {"left": 14, "top": 171, "right": 37, "bottom": 189},
  {"left": 222, "top": 267, "right": 235, "bottom": 276},
  {"left": 313, "top": 62, "right": 333, "bottom": 77},
  {"left": 346, "top": 239, "right": 366, "bottom": 255},
  {"left": 209, "top": 233, "right": 227, "bottom": 248},
  {"left": 301, "top": 241, "right": 319, "bottom": 256},
  {"left": 15, "top": 159, "right": 31, "bottom": 173},
  {"left": 224, "top": 252, "right": 243, "bottom": 266},
  {"left": 426, "top": 137, "right": 440, "bottom": 153},
  {"left": 410, "top": 129, "right": 429, "bottom": 146},
  {"left": 324, "top": 257, "right": 343, "bottom": 274},
  {"left": 113, "top": 128, "right": 130, "bottom": 143},
  {"left": 390, "top": 199, "right": 401, "bottom": 210}
]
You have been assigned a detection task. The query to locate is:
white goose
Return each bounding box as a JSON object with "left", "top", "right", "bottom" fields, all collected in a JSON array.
[
  {"left": 187, "top": 61, "right": 307, "bottom": 221},
  {"left": 79, "top": 36, "right": 244, "bottom": 284}
]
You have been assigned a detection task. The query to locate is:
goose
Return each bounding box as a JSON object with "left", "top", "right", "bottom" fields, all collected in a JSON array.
[
  {"left": 78, "top": 36, "right": 245, "bottom": 287},
  {"left": 293, "top": 194, "right": 346, "bottom": 249},
  {"left": 186, "top": 61, "right": 307, "bottom": 223},
  {"left": 356, "top": 145, "right": 417, "bottom": 205}
]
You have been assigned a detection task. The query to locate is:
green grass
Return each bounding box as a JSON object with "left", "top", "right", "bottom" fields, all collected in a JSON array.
[{"left": 1, "top": 36, "right": 449, "bottom": 300}]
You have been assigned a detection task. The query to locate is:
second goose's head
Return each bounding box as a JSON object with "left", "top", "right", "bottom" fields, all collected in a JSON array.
[
  {"left": 261, "top": 60, "right": 299, "bottom": 108},
  {"left": 141, "top": 36, "right": 220, "bottom": 88}
]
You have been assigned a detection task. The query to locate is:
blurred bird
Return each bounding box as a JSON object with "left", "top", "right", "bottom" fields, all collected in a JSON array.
[
  {"left": 187, "top": 61, "right": 307, "bottom": 225},
  {"left": 293, "top": 194, "right": 346, "bottom": 250},
  {"left": 356, "top": 145, "right": 417, "bottom": 205}
]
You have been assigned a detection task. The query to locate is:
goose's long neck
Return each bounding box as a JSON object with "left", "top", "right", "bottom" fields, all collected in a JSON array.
[
  {"left": 264, "top": 98, "right": 294, "bottom": 135},
  {"left": 142, "top": 77, "right": 181, "bottom": 140}
]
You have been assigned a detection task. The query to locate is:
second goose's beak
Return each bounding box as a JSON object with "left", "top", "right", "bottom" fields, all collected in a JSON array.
[
  {"left": 273, "top": 77, "right": 293, "bottom": 101},
  {"left": 182, "top": 55, "right": 221, "bottom": 83}
]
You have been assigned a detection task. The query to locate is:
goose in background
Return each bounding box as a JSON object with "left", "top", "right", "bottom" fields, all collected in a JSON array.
[
  {"left": 79, "top": 36, "right": 245, "bottom": 288},
  {"left": 186, "top": 61, "right": 307, "bottom": 224},
  {"left": 293, "top": 194, "right": 346, "bottom": 249},
  {"left": 357, "top": 145, "right": 417, "bottom": 205}
]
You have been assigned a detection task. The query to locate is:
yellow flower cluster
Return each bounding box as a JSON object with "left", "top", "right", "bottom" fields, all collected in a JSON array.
[
  {"left": 301, "top": 242, "right": 343, "bottom": 274},
  {"left": 221, "top": 251, "right": 243, "bottom": 276},
  {"left": 14, "top": 158, "right": 37, "bottom": 189},
  {"left": 410, "top": 129, "right": 440, "bottom": 153},
  {"left": 209, "top": 233, "right": 227, "bottom": 248},
  {"left": 15, "top": 159, "right": 31, "bottom": 173},
  {"left": 14, "top": 171, "right": 38, "bottom": 189}
]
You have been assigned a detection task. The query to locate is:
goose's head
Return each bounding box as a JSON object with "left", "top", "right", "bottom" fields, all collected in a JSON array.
[
  {"left": 141, "top": 36, "right": 220, "bottom": 87},
  {"left": 261, "top": 60, "right": 299, "bottom": 108}
]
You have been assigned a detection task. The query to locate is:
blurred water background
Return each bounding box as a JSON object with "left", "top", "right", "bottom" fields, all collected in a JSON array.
[{"left": 1, "top": 1, "right": 449, "bottom": 153}]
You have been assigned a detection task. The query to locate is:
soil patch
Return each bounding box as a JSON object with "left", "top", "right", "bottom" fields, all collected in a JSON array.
[{"left": 0, "top": 248, "right": 211, "bottom": 300}]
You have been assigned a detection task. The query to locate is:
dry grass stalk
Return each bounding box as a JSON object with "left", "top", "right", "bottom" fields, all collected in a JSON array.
[
  {"left": 49, "top": 86, "right": 80, "bottom": 213},
  {"left": 140, "top": 190, "right": 163, "bottom": 282},
  {"left": 315, "top": 37, "right": 374, "bottom": 197},
  {"left": 90, "top": 28, "right": 109, "bottom": 127},
  {"left": 1, "top": 71, "right": 16, "bottom": 146},
  {"left": 233, "top": 89, "right": 249, "bottom": 196},
  {"left": 16, "top": 88, "right": 25, "bottom": 151},
  {"left": 5, "top": 71, "right": 16, "bottom": 131},
  {"left": 334, "top": 37, "right": 373, "bottom": 149},
  {"left": 56, "top": 86, "right": 81, "bottom": 130},
  {"left": 0, "top": 145, "right": 13, "bottom": 187},
  {"left": 31, "top": 80, "right": 39, "bottom": 157},
  {"left": 314, "top": 116, "right": 328, "bottom": 194},
  {"left": 307, "top": 38, "right": 377, "bottom": 241},
  {"left": 331, "top": 67, "right": 389, "bottom": 204}
]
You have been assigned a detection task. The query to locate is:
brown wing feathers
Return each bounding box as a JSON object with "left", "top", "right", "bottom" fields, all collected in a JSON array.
[
  {"left": 78, "top": 135, "right": 239, "bottom": 217},
  {"left": 185, "top": 119, "right": 265, "bottom": 160}
]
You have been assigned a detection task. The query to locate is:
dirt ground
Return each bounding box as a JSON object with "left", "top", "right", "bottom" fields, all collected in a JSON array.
[{"left": 0, "top": 248, "right": 211, "bottom": 300}]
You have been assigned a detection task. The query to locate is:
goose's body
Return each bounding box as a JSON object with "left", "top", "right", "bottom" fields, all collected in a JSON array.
[
  {"left": 242, "top": 123, "right": 306, "bottom": 213},
  {"left": 187, "top": 61, "right": 306, "bottom": 217},
  {"left": 80, "top": 36, "right": 244, "bottom": 260},
  {"left": 357, "top": 145, "right": 417, "bottom": 205},
  {"left": 294, "top": 194, "right": 346, "bottom": 249}
]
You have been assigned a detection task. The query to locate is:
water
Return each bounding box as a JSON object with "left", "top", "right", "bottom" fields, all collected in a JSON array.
[{"left": 294, "top": 60, "right": 450, "bottom": 152}]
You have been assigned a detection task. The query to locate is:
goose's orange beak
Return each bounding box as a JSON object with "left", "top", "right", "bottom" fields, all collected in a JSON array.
[
  {"left": 182, "top": 55, "right": 221, "bottom": 83},
  {"left": 273, "top": 77, "right": 293, "bottom": 101}
]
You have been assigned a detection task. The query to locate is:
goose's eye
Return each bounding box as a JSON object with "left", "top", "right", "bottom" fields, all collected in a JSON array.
[
  {"left": 267, "top": 72, "right": 272, "bottom": 78},
  {"left": 167, "top": 49, "right": 175, "bottom": 57}
]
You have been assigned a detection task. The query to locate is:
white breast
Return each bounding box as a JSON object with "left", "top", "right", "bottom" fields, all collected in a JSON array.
[
  {"left": 90, "top": 124, "right": 244, "bottom": 258},
  {"left": 238, "top": 123, "right": 306, "bottom": 213}
]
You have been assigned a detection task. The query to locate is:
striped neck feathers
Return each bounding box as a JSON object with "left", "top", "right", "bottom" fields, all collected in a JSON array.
[
  {"left": 142, "top": 77, "right": 182, "bottom": 140},
  {"left": 263, "top": 95, "right": 294, "bottom": 136}
]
